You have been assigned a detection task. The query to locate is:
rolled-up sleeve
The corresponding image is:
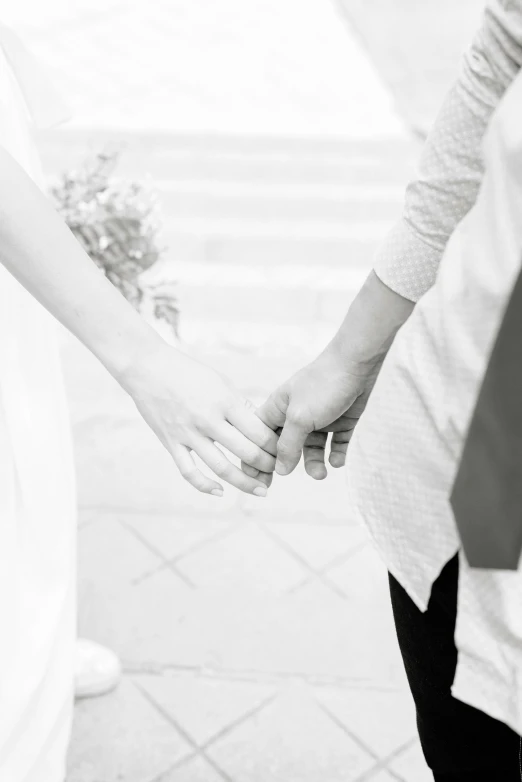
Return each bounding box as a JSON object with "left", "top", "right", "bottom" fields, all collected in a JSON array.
[{"left": 374, "top": 0, "right": 522, "bottom": 302}]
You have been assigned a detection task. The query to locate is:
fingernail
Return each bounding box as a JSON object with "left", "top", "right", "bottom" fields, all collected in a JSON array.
[
  {"left": 253, "top": 486, "right": 267, "bottom": 497},
  {"left": 275, "top": 460, "right": 287, "bottom": 476},
  {"left": 211, "top": 488, "right": 223, "bottom": 497}
]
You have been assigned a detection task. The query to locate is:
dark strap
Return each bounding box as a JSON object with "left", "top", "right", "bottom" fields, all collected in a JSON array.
[{"left": 450, "top": 266, "right": 522, "bottom": 569}]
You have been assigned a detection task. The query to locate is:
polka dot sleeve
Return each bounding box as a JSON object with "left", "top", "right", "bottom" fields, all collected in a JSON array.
[{"left": 375, "top": 0, "right": 522, "bottom": 302}]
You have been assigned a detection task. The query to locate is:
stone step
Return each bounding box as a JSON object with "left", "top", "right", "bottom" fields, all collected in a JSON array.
[
  {"left": 143, "top": 260, "right": 368, "bottom": 326},
  {"left": 174, "top": 287, "right": 357, "bottom": 327},
  {"left": 154, "top": 180, "right": 403, "bottom": 224},
  {"left": 162, "top": 233, "right": 380, "bottom": 267},
  {"left": 37, "top": 127, "right": 417, "bottom": 157},
  {"left": 37, "top": 129, "right": 417, "bottom": 187},
  {"left": 159, "top": 215, "right": 391, "bottom": 266},
  {"left": 178, "top": 320, "right": 343, "bottom": 361},
  {"left": 41, "top": 130, "right": 406, "bottom": 299},
  {"left": 39, "top": 129, "right": 408, "bottom": 268},
  {"left": 43, "top": 147, "right": 415, "bottom": 188},
  {"left": 160, "top": 214, "right": 392, "bottom": 242}
]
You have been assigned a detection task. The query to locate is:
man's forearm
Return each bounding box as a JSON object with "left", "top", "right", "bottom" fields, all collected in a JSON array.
[
  {"left": 0, "top": 146, "right": 162, "bottom": 384},
  {"left": 326, "top": 271, "right": 414, "bottom": 371},
  {"left": 332, "top": 3, "right": 522, "bottom": 367}
]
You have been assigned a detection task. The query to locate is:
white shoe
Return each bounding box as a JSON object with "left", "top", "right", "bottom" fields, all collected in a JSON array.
[{"left": 74, "top": 638, "right": 122, "bottom": 699}]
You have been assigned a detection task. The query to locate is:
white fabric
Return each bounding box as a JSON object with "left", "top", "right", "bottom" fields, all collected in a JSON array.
[
  {"left": 0, "top": 24, "right": 70, "bottom": 129},
  {"left": 0, "top": 33, "right": 75, "bottom": 782},
  {"left": 347, "top": 69, "right": 522, "bottom": 735}
]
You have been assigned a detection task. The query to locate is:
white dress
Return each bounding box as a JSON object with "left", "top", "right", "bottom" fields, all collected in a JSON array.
[{"left": 0, "top": 27, "right": 76, "bottom": 782}]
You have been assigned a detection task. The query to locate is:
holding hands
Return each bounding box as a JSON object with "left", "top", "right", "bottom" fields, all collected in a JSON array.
[
  {"left": 113, "top": 272, "right": 413, "bottom": 495},
  {"left": 242, "top": 271, "right": 414, "bottom": 489},
  {"left": 138, "top": 271, "right": 413, "bottom": 497},
  {"left": 124, "top": 340, "right": 378, "bottom": 497},
  {"left": 0, "top": 147, "right": 410, "bottom": 498}
]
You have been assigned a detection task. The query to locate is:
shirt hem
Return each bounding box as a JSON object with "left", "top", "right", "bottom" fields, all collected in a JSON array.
[
  {"left": 345, "top": 476, "right": 435, "bottom": 613},
  {"left": 452, "top": 653, "right": 521, "bottom": 736}
]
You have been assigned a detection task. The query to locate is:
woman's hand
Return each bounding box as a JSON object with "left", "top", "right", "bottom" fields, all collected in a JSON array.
[
  {"left": 0, "top": 149, "right": 276, "bottom": 497},
  {"left": 119, "top": 344, "right": 278, "bottom": 496}
]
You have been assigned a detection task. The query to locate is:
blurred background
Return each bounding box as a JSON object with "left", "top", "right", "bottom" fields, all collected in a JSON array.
[{"left": 6, "top": 1, "right": 482, "bottom": 780}]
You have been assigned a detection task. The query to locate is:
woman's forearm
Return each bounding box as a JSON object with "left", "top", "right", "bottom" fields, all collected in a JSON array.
[
  {"left": 0, "top": 145, "right": 162, "bottom": 382},
  {"left": 0, "top": 145, "right": 279, "bottom": 497}
]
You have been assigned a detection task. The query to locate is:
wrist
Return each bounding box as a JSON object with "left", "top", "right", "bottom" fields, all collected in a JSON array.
[
  {"left": 320, "top": 338, "right": 380, "bottom": 379},
  {"left": 97, "top": 321, "right": 168, "bottom": 393},
  {"left": 328, "top": 270, "right": 414, "bottom": 368}
]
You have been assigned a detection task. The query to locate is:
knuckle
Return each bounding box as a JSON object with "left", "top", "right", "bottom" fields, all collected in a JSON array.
[
  {"left": 264, "top": 454, "right": 277, "bottom": 471},
  {"left": 188, "top": 469, "right": 203, "bottom": 486},
  {"left": 277, "top": 440, "right": 295, "bottom": 457},
  {"left": 178, "top": 465, "right": 193, "bottom": 481},
  {"left": 287, "top": 407, "right": 309, "bottom": 428},
  {"left": 213, "top": 459, "right": 230, "bottom": 478},
  {"left": 193, "top": 412, "right": 212, "bottom": 431},
  {"left": 181, "top": 469, "right": 205, "bottom": 490},
  {"left": 306, "top": 433, "right": 325, "bottom": 446},
  {"left": 245, "top": 446, "right": 263, "bottom": 466},
  {"left": 261, "top": 430, "right": 278, "bottom": 452}
]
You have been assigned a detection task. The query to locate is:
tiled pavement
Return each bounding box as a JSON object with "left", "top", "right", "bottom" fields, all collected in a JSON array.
[
  {"left": 73, "top": 509, "right": 423, "bottom": 782},
  {"left": 64, "top": 336, "right": 433, "bottom": 782}
]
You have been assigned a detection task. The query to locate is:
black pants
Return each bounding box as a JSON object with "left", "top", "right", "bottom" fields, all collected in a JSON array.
[{"left": 389, "top": 555, "right": 521, "bottom": 781}]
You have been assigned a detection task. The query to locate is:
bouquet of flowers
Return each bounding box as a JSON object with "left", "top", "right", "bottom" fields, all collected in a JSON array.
[{"left": 49, "top": 147, "right": 179, "bottom": 337}]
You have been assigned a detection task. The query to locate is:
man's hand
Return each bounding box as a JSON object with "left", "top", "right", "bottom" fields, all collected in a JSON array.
[
  {"left": 301, "top": 374, "right": 379, "bottom": 479},
  {"left": 242, "top": 271, "right": 414, "bottom": 483},
  {"left": 244, "top": 345, "right": 382, "bottom": 480}
]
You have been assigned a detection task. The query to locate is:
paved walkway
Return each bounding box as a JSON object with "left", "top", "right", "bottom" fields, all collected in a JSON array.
[
  {"left": 64, "top": 335, "right": 431, "bottom": 782},
  {"left": 9, "top": 1, "right": 433, "bottom": 779},
  {"left": 57, "top": 133, "right": 430, "bottom": 777}
]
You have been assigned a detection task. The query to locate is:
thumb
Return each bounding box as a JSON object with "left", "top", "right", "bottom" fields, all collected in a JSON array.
[
  {"left": 275, "top": 408, "right": 310, "bottom": 476},
  {"left": 256, "top": 388, "right": 289, "bottom": 431}
]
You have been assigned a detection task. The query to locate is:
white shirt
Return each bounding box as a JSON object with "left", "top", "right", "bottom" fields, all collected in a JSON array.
[{"left": 347, "top": 1, "right": 522, "bottom": 735}]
